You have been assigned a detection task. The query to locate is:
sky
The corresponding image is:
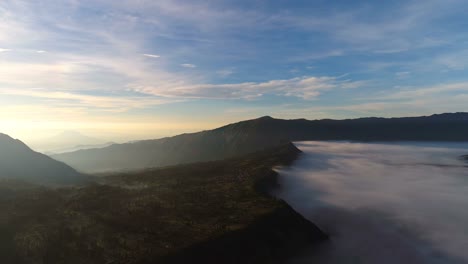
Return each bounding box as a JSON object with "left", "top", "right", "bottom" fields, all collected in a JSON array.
[{"left": 1, "top": 0, "right": 468, "bottom": 141}]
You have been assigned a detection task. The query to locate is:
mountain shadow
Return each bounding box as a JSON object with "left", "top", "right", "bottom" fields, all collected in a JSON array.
[
  {"left": 0, "top": 133, "right": 86, "bottom": 186},
  {"left": 53, "top": 112, "right": 468, "bottom": 173}
]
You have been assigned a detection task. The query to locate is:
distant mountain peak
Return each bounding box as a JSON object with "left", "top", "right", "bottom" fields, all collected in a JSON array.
[
  {"left": 257, "top": 115, "right": 274, "bottom": 120},
  {"left": 54, "top": 130, "right": 100, "bottom": 140},
  {"left": 29, "top": 130, "right": 106, "bottom": 153},
  {"left": 252, "top": 116, "right": 277, "bottom": 122}
]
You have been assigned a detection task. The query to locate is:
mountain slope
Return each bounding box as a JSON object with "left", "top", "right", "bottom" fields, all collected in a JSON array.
[
  {"left": 0, "top": 133, "right": 86, "bottom": 185},
  {"left": 53, "top": 112, "right": 468, "bottom": 173},
  {"left": 1, "top": 143, "right": 326, "bottom": 264}
]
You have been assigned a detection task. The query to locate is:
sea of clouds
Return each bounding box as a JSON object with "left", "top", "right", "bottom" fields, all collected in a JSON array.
[{"left": 275, "top": 141, "right": 468, "bottom": 264}]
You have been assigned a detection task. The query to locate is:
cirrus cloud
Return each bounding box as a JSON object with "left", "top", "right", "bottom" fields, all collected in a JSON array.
[
  {"left": 133, "top": 76, "right": 366, "bottom": 100},
  {"left": 143, "top": 53, "right": 160, "bottom": 58},
  {"left": 181, "top": 63, "right": 196, "bottom": 68}
]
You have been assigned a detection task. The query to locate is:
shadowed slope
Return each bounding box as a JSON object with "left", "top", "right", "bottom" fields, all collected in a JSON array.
[{"left": 0, "top": 133, "right": 86, "bottom": 185}]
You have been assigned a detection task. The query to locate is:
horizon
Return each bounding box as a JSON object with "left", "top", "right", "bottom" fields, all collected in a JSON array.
[
  {"left": 4, "top": 111, "right": 467, "bottom": 152},
  {"left": 1, "top": 0, "right": 468, "bottom": 141}
]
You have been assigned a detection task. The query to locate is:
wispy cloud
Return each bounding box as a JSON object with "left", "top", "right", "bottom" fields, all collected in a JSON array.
[
  {"left": 181, "top": 63, "right": 196, "bottom": 68},
  {"left": 0, "top": 48, "right": 11, "bottom": 52},
  {"left": 289, "top": 50, "right": 344, "bottom": 62},
  {"left": 434, "top": 50, "right": 468, "bottom": 70},
  {"left": 395, "top": 71, "right": 411, "bottom": 79},
  {"left": 386, "top": 82, "right": 468, "bottom": 99},
  {"left": 134, "top": 76, "right": 365, "bottom": 100},
  {"left": 143, "top": 53, "right": 160, "bottom": 58},
  {"left": 307, "top": 81, "right": 468, "bottom": 117},
  {"left": 0, "top": 88, "right": 179, "bottom": 112},
  {"left": 216, "top": 69, "right": 234, "bottom": 77}
]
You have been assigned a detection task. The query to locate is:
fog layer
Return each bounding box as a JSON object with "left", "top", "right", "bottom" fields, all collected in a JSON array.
[{"left": 275, "top": 141, "right": 468, "bottom": 264}]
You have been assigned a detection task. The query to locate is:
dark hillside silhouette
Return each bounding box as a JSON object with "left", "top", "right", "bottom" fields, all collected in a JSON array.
[{"left": 0, "top": 133, "right": 86, "bottom": 185}]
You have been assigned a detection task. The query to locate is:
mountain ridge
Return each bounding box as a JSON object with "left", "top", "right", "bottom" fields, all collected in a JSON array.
[{"left": 52, "top": 112, "right": 468, "bottom": 173}]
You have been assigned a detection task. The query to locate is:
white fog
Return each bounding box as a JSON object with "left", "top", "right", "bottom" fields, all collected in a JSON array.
[{"left": 275, "top": 141, "right": 468, "bottom": 264}]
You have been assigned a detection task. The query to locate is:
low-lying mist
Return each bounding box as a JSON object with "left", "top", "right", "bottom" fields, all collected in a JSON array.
[{"left": 275, "top": 141, "right": 468, "bottom": 264}]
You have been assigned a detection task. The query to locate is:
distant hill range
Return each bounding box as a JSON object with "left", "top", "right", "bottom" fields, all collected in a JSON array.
[
  {"left": 28, "top": 130, "right": 108, "bottom": 153},
  {"left": 52, "top": 112, "right": 468, "bottom": 173},
  {"left": 44, "top": 142, "right": 116, "bottom": 155},
  {"left": 0, "top": 133, "right": 86, "bottom": 185}
]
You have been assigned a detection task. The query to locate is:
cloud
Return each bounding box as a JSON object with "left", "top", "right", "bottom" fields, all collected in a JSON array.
[
  {"left": 289, "top": 50, "right": 344, "bottom": 62},
  {"left": 434, "top": 50, "right": 468, "bottom": 70},
  {"left": 216, "top": 69, "right": 234, "bottom": 77},
  {"left": 276, "top": 141, "right": 468, "bottom": 263},
  {"left": 0, "top": 87, "right": 180, "bottom": 113},
  {"left": 286, "top": 81, "right": 468, "bottom": 118},
  {"left": 134, "top": 76, "right": 365, "bottom": 100},
  {"left": 143, "top": 53, "right": 160, "bottom": 58},
  {"left": 339, "top": 80, "right": 368, "bottom": 89},
  {"left": 0, "top": 0, "right": 465, "bottom": 126},
  {"left": 239, "top": 80, "right": 468, "bottom": 119},
  {"left": 373, "top": 48, "right": 410, "bottom": 54},
  {"left": 181, "top": 63, "right": 196, "bottom": 68},
  {"left": 385, "top": 82, "right": 468, "bottom": 99},
  {"left": 0, "top": 48, "right": 11, "bottom": 52},
  {"left": 105, "top": 0, "right": 466, "bottom": 64},
  {"left": 277, "top": 0, "right": 466, "bottom": 55},
  {"left": 395, "top": 71, "right": 410, "bottom": 79}
]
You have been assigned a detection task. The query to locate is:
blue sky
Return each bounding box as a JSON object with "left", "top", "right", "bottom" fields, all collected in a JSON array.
[{"left": 0, "top": 0, "right": 468, "bottom": 140}]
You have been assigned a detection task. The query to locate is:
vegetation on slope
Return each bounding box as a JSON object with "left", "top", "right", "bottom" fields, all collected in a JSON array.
[{"left": 0, "top": 143, "right": 326, "bottom": 264}]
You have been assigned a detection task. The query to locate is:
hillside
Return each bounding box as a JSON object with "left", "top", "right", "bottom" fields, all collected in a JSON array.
[
  {"left": 0, "top": 133, "right": 86, "bottom": 185},
  {"left": 53, "top": 113, "right": 468, "bottom": 173},
  {"left": 0, "top": 143, "right": 326, "bottom": 264}
]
